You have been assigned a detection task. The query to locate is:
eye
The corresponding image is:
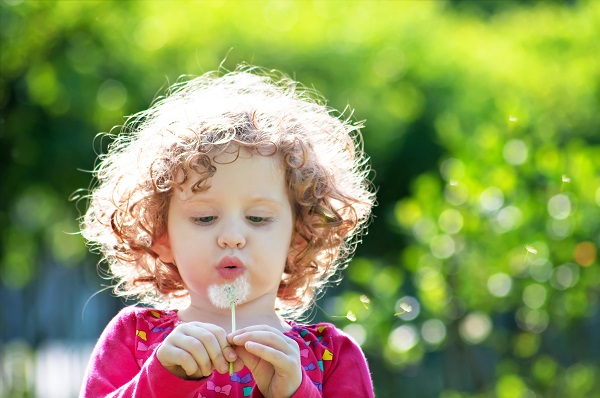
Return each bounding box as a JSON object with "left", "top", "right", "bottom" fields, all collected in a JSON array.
[
  {"left": 246, "top": 216, "right": 273, "bottom": 225},
  {"left": 191, "top": 216, "right": 217, "bottom": 225}
]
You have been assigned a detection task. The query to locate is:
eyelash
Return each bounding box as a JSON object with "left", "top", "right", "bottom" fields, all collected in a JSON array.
[
  {"left": 192, "top": 216, "right": 217, "bottom": 225},
  {"left": 246, "top": 216, "right": 274, "bottom": 225},
  {"left": 190, "top": 216, "right": 274, "bottom": 225}
]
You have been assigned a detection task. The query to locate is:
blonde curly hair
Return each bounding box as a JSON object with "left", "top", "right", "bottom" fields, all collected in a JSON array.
[{"left": 82, "top": 65, "right": 375, "bottom": 318}]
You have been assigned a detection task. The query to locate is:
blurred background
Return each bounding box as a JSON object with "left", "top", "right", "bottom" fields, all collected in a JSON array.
[{"left": 1, "top": 0, "right": 599, "bottom": 397}]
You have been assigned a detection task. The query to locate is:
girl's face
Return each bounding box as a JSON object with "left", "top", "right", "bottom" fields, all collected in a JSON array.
[{"left": 154, "top": 151, "right": 295, "bottom": 313}]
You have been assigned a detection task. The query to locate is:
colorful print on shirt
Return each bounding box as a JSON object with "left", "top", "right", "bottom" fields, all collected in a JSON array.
[{"left": 132, "top": 308, "right": 334, "bottom": 396}]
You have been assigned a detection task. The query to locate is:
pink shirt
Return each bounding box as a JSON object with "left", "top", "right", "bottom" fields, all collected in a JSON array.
[{"left": 80, "top": 307, "right": 374, "bottom": 397}]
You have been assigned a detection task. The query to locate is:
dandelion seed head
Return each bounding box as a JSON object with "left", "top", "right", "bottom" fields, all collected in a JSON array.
[{"left": 208, "top": 277, "right": 249, "bottom": 309}]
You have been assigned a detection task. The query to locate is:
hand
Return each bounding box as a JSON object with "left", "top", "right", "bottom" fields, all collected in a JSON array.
[
  {"left": 228, "top": 325, "right": 302, "bottom": 398},
  {"left": 156, "top": 322, "right": 238, "bottom": 380}
]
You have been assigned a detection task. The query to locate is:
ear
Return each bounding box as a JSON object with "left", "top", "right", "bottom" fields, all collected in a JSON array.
[{"left": 152, "top": 234, "right": 175, "bottom": 265}]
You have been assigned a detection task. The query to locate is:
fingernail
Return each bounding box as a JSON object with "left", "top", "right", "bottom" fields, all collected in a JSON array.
[{"left": 228, "top": 351, "right": 236, "bottom": 360}]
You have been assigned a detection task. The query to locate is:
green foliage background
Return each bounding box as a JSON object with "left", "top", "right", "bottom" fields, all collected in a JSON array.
[{"left": 1, "top": 0, "right": 599, "bottom": 397}]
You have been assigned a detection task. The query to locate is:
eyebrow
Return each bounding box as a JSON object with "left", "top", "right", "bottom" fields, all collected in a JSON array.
[{"left": 184, "top": 194, "right": 285, "bottom": 207}]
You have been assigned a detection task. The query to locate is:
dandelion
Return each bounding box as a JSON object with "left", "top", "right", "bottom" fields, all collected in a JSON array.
[{"left": 509, "top": 116, "right": 518, "bottom": 123}]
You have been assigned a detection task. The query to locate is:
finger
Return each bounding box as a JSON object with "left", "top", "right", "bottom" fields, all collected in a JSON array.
[
  {"left": 157, "top": 343, "right": 200, "bottom": 377},
  {"left": 230, "top": 355, "right": 246, "bottom": 373},
  {"left": 232, "top": 331, "right": 297, "bottom": 353},
  {"left": 182, "top": 327, "right": 230, "bottom": 375},
  {"left": 229, "top": 324, "right": 283, "bottom": 338},
  {"left": 243, "top": 340, "right": 297, "bottom": 370},
  {"left": 222, "top": 344, "right": 238, "bottom": 365}
]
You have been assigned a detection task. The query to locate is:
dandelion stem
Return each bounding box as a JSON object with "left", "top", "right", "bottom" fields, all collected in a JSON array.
[{"left": 230, "top": 296, "right": 235, "bottom": 376}]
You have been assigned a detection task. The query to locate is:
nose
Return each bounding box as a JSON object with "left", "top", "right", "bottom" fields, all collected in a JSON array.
[{"left": 217, "top": 221, "right": 246, "bottom": 249}]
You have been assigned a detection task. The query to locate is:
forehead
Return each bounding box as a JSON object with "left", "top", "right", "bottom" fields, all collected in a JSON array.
[{"left": 176, "top": 150, "right": 288, "bottom": 201}]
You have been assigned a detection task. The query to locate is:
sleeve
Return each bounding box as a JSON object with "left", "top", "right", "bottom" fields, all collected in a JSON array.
[
  {"left": 289, "top": 326, "right": 375, "bottom": 398},
  {"left": 321, "top": 332, "right": 374, "bottom": 397},
  {"left": 79, "top": 308, "right": 206, "bottom": 398},
  {"left": 288, "top": 368, "right": 324, "bottom": 398}
]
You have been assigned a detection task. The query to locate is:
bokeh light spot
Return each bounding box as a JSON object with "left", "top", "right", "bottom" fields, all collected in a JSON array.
[
  {"left": 480, "top": 187, "right": 504, "bottom": 213},
  {"left": 516, "top": 308, "right": 549, "bottom": 333},
  {"left": 421, "top": 319, "right": 446, "bottom": 345},
  {"left": 134, "top": 17, "right": 168, "bottom": 51},
  {"left": 503, "top": 139, "right": 528, "bottom": 165},
  {"left": 547, "top": 218, "right": 573, "bottom": 239},
  {"left": 459, "top": 312, "right": 492, "bottom": 344},
  {"left": 388, "top": 325, "right": 419, "bottom": 353},
  {"left": 494, "top": 205, "right": 523, "bottom": 232},
  {"left": 550, "top": 263, "right": 579, "bottom": 290},
  {"left": 97, "top": 79, "right": 127, "bottom": 110},
  {"left": 343, "top": 323, "right": 367, "bottom": 346},
  {"left": 547, "top": 194, "right": 571, "bottom": 220},
  {"left": 573, "top": 241, "right": 596, "bottom": 267},
  {"left": 430, "top": 234, "right": 455, "bottom": 259},
  {"left": 513, "top": 332, "right": 540, "bottom": 358},
  {"left": 438, "top": 209, "right": 463, "bottom": 234},
  {"left": 440, "top": 157, "right": 465, "bottom": 182},
  {"left": 487, "top": 273, "right": 513, "bottom": 297},
  {"left": 522, "top": 284, "right": 547, "bottom": 309}
]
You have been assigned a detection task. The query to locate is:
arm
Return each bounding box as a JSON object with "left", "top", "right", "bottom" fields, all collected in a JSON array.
[
  {"left": 321, "top": 333, "right": 374, "bottom": 397},
  {"left": 80, "top": 308, "right": 204, "bottom": 398},
  {"left": 291, "top": 328, "right": 374, "bottom": 398},
  {"left": 234, "top": 325, "right": 374, "bottom": 398}
]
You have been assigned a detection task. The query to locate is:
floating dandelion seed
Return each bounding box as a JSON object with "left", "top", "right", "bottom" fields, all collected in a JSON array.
[
  {"left": 360, "top": 295, "right": 371, "bottom": 309},
  {"left": 331, "top": 310, "right": 358, "bottom": 322},
  {"left": 346, "top": 310, "right": 357, "bottom": 322},
  {"left": 525, "top": 245, "right": 538, "bottom": 255},
  {"left": 524, "top": 244, "right": 538, "bottom": 264},
  {"left": 332, "top": 310, "right": 358, "bottom": 322},
  {"left": 509, "top": 116, "right": 518, "bottom": 123},
  {"left": 394, "top": 303, "right": 413, "bottom": 317},
  {"left": 449, "top": 180, "right": 459, "bottom": 187},
  {"left": 561, "top": 175, "right": 571, "bottom": 191}
]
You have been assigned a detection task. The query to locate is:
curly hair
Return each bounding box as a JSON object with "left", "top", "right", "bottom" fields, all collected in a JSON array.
[{"left": 82, "top": 65, "right": 375, "bottom": 318}]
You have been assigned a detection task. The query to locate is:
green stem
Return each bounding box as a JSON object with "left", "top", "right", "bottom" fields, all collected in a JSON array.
[{"left": 230, "top": 299, "right": 235, "bottom": 376}]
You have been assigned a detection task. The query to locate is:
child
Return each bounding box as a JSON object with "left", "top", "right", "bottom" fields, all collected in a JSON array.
[{"left": 80, "top": 65, "right": 376, "bottom": 397}]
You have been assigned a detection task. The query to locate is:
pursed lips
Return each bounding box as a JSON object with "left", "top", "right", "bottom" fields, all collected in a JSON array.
[{"left": 216, "top": 256, "right": 246, "bottom": 279}]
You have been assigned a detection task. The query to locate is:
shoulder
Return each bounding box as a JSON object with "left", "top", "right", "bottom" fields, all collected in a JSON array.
[
  {"left": 287, "top": 321, "right": 363, "bottom": 358},
  {"left": 288, "top": 321, "right": 354, "bottom": 342},
  {"left": 106, "top": 307, "right": 179, "bottom": 335},
  {"left": 111, "top": 306, "right": 178, "bottom": 320}
]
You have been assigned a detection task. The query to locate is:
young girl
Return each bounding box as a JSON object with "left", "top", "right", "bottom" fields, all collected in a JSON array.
[{"left": 80, "top": 66, "right": 376, "bottom": 397}]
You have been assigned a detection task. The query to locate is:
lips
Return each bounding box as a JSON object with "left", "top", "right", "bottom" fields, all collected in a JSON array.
[{"left": 216, "top": 256, "right": 246, "bottom": 280}]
